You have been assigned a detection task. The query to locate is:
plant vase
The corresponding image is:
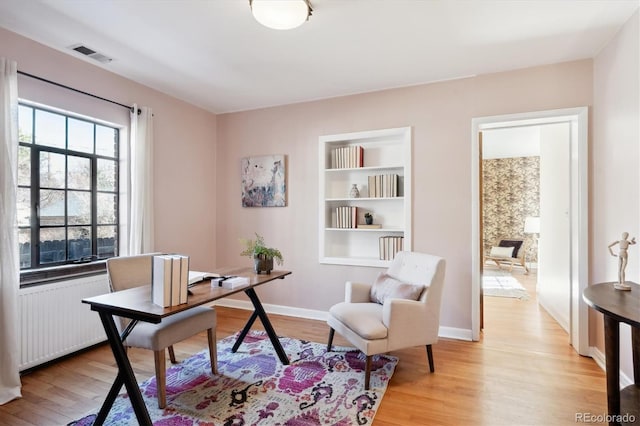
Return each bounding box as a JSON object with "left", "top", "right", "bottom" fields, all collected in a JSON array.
[{"left": 254, "top": 254, "right": 274, "bottom": 274}]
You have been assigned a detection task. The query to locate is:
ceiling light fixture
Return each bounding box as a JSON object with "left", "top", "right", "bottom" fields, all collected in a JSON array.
[{"left": 249, "top": 0, "right": 312, "bottom": 30}]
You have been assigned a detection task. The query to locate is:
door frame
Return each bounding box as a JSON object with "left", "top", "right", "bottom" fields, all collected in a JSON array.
[{"left": 470, "top": 107, "right": 589, "bottom": 356}]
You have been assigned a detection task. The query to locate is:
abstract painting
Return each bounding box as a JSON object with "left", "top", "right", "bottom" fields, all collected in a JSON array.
[{"left": 241, "top": 155, "right": 286, "bottom": 207}]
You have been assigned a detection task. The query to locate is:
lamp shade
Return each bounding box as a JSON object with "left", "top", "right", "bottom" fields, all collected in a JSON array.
[
  {"left": 250, "top": 0, "right": 311, "bottom": 30},
  {"left": 524, "top": 217, "right": 540, "bottom": 234}
]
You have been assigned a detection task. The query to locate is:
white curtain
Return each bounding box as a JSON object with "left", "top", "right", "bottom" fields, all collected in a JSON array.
[
  {"left": 0, "top": 58, "right": 22, "bottom": 404},
  {"left": 128, "top": 105, "right": 154, "bottom": 255}
]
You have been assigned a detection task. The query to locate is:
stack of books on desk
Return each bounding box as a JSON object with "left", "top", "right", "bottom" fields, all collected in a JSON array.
[{"left": 152, "top": 254, "right": 189, "bottom": 307}]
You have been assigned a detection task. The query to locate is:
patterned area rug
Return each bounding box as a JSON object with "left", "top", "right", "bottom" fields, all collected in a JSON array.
[
  {"left": 483, "top": 270, "right": 530, "bottom": 300},
  {"left": 70, "top": 330, "right": 398, "bottom": 425}
]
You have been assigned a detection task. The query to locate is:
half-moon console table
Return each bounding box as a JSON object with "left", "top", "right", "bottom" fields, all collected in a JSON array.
[{"left": 583, "top": 282, "right": 639, "bottom": 426}]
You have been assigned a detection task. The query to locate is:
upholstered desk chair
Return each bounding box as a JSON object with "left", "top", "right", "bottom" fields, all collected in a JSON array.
[
  {"left": 106, "top": 254, "right": 218, "bottom": 408},
  {"left": 326, "top": 251, "right": 446, "bottom": 390}
]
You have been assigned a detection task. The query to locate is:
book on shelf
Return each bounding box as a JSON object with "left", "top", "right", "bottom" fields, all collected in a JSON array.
[
  {"left": 367, "top": 173, "right": 399, "bottom": 198},
  {"left": 358, "top": 224, "right": 382, "bottom": 229},
  {"left": 379, "top": 236, "right": 404, "bottom": 260},
  {"left": 331, "top": 145, "right": 364, "bottom": 169},
  {"left": 334, "top": 206, "right": 358, "bottom": 228},
  {"left": 188, "top": 270, "right": 222, "bottom": 285}
]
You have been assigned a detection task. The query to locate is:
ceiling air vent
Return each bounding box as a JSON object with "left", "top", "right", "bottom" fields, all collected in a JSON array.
[{"left": 68, "top": 44, "right": 113, "bottom": 64}]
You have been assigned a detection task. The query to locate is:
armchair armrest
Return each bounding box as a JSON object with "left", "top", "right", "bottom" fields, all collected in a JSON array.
[
  {"left": 345, "top": 281, "right": 372, "bottom": 303},
  {"left": 383, "top": 298, "right": 436, "bottom": 349}
]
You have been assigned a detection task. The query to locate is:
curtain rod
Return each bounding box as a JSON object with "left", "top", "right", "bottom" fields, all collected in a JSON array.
[{"left": 17, "top": 70, "right": 140, "bottom": 114}]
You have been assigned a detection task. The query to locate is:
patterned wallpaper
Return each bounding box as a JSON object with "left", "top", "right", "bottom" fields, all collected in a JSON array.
[{"left": 483, "top": 156, "right": 539, "bottom": 262}]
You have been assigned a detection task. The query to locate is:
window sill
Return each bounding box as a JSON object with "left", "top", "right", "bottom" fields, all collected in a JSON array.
[{"left": 20, "top": 261, "right": 108, "bottom": 288}]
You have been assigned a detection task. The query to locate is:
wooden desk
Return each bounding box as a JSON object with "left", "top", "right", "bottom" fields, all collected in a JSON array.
[
  {"left": 583, "top": 282, "right": 639, "bottom": 426},
  {"left": 83, "top": 267, "right": 291, "bottom": 426}
]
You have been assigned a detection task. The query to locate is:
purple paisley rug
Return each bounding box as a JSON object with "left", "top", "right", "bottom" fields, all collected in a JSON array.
[{"left": 70, "top": 330, "right": 398, "bottom": 425}]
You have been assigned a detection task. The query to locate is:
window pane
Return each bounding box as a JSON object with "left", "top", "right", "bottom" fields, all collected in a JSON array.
[
  {"left": 67, "top": 155, "right": 91, "bottom": 190},
  {"left": 18, "top": 146, "right": 30, "bottom": 186},
  {"left": 68, "top": 118, "right": 93, "bottom": 154},
  {"left": 40, "top": 152, "right": 65, "bottom": 189},
  {"left": 97, "top": 225, "right": 117, "bottom": 257},
  {"left": 97, "top": 193, "right": 116, "bottom": 224},
  {"left": 35, "top": 109, "right": 65, "bottom": 148},
  {"left": 68, "top": 190, "right": 91, "bottom": 225},
  {"left": 97, "top": 159, "right": 116, "bottom": 191},
  {"left": 40, "top": 227, "right": 66, "bottom": 264},
  {"left": 17, "top": 188, "right": 30, "bottom": 226},
  {"left": 19, "top": 228, "right": 31, "bottom": 268},
  {"left": 40, "top": 189, "right": 65, "bottom": 226},
  {"left": 19, "top": 105, "right": 33, "bottom": 143},
  {"left": 96, "top": 125, "right": 116, "bottom": 157},
  {"left": 68, "top": 227, "right": 91, "bottom": 260}
]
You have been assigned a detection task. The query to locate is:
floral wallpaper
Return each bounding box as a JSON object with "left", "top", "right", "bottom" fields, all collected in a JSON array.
[{"left": 483, "top": 156, "right": 539, "bottom": 263}]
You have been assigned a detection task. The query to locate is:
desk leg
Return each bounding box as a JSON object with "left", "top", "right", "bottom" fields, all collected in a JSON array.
[
  {"left": 96, "top": 311, "right": 152, "bottom": 426},
  {"left": 604, "top": 315, "right": 620, "bottom": 425},
  {"left": 232, "top": 310, "right": 258, "bottom": 353},
  {"left": 235, "top": 287, "right": 290, "bottom": 365}
]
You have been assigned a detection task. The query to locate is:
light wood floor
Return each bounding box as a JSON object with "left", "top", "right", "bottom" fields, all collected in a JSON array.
[{"left": 0, "top": 270, "right": 608, "bottom": 425}]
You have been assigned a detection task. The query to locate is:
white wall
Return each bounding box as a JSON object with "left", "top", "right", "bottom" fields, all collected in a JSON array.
[
  {"left": 593, "top": 9, "right": 639, "bottom": 382},
  {"left": 537, "top": 122, "right": 571, "bottom": 333}
]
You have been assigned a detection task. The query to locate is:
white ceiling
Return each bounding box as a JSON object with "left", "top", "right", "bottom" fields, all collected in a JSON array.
[{"left": 0, "top": 0, "right": 637, "bottom": 114}]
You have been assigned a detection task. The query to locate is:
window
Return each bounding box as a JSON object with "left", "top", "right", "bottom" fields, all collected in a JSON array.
[{"left": 18, "top": 103, "right": 119, "bottom": 270}]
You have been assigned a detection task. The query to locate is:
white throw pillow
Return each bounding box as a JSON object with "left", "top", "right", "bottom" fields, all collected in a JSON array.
[
  {"left": 370, "top": 273, "right": 425, "bottom": 305},
  {"left": 489, "top": 246, "right": 514, "bottom": 258}
]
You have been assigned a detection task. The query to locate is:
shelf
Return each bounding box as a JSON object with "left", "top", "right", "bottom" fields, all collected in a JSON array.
[
  {"left": 325, "top": 165, "right": 404, "bottom": 173},
  {"left": 319, "top": 126, "right": 412, "bottom": 267},
  {"left": 325, "top": 227, "right": 404, "bottom": 232},
  {"left": 325, "top": 197, "right": 404, "bottom": 202}
]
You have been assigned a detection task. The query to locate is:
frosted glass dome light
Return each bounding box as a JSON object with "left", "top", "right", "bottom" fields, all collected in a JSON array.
[{"left": 250, "top": 0, "right": 312, "bottom": 30}]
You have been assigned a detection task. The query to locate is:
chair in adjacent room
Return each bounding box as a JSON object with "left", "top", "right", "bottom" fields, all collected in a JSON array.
[
  {"left": 326, "top": 251, "right": 446, "bottom": 389},
  {"left": 106, "top": 254, "right": 218, "bottom": 408},
  {"left": 484, "top": 238, "right": 529, "bottom": 274}
]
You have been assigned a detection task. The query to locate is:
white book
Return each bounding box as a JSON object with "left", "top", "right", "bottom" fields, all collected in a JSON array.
[
  {"left": 188, "top": 270, "right": 221, "bottom": 285},
  {"left": 179, "top": 255, "right": 189, "bottom": 304},
  {"left": 152, "top": 255, "right": 172, "bottom": 307},
  {"left": 221, "top": 276, "right": 249, "bottom": 289},
  {"left": 169, "top": 255, "right": 181, "bottom": 306}
]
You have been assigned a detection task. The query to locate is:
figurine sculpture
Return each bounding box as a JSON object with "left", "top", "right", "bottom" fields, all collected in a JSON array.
[{"left": 608, "top": 232, "right": 636, "bottom": 291}]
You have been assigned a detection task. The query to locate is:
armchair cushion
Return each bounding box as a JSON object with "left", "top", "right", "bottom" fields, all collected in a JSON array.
[
  {"left": 370, "top": 273, "right": 424, "bottom": 304},
  {"left": 489, "top": 246, "right": 514, "bottom": 258},
  {"left": 329, "top": 302, "right": 387, "bottom": 340}
]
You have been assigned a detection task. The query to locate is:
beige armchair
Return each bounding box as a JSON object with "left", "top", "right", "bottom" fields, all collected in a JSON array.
[
  {"left": 106, "top": 254, "right": 218, "bottom": 408},
  {"left": 326, "top": 251, "right": 446, "bottom": 389}
]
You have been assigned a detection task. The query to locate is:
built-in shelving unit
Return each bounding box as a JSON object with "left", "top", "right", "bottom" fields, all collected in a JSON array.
[{"left": 319, "top": 127, "right": 412, "bottom": 267}]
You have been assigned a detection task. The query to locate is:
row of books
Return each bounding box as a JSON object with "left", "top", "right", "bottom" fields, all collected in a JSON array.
[
  {"left": 152, "top": 254, "right": 189, "bottom": 307},
  {"left": 331, "top": 145, "right": 364, "bottom": 169},
  {"left": 367, "top": 174, "right": 399, "bottom": 198},
  {"left": 379, "top": 236, "right": 404, "bottom": 260},
  {"left": 334, "top": 206, "right": 359, "bottom": 229}
]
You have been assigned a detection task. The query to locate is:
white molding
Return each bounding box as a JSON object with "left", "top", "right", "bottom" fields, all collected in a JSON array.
[
  {"left": 213, "top": 299, "right": 472, "bottom": 341},
  {"left": 589, "top": 346, "right": 633, "bottom": 388},
  {"left": 471, "top": 107, "right": 589, "bottom": 356}
]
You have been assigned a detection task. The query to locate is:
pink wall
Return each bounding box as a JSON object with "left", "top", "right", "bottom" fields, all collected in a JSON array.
[
  {"left": 593, "top": 10, "right": 639, "bottom": 379},
  {"left": 217, "top": 59, "right": 593, "bottom": 332},
  {"left": 0, "top": 28, "right": 219, "bottom": 271}
]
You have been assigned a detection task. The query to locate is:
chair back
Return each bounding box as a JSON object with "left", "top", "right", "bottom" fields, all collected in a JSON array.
[
  {"left": 106, "top": 253, "right": 159, "bottom": 292},
  {"left": 386, "top": 251, "right": 446, "bottom": 340}
]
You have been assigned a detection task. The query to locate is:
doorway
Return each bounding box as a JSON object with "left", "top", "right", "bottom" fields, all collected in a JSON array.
[{"left": 471, "top": 107, "right": 589, "bottom": 356}]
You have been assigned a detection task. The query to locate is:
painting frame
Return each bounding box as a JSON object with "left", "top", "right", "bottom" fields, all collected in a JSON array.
[{"left": 241, "top": 154, "right": 286, "bottom": 207}]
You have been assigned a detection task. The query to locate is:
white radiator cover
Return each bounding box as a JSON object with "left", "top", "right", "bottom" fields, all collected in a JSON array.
[{"left": 18, "top": 274, "right": 110, "bottom": 371}]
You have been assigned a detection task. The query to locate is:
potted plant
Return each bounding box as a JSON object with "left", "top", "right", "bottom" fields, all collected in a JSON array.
[
  {"left": 364, "top": 212, "right": 373, "bottom": 225},
  {"left": 240, "top": 233, "right": 284, "bottom": 274}
]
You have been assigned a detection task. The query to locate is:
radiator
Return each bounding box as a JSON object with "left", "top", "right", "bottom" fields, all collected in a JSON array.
[{"left": 18, "top": 274, "right": 110, "bottom": 371}]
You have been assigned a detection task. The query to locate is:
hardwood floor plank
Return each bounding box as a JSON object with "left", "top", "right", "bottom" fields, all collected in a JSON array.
[{"left": 0, "top": 272, "right": 608, "bottom": 425}]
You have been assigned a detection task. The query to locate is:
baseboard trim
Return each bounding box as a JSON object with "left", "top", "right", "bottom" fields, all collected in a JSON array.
[
  {"left": 589, "top": 346, "right": 633, "bottom": 388},
  {"left": 212, "top": 299, "right": 473, "bottom": 341}
]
